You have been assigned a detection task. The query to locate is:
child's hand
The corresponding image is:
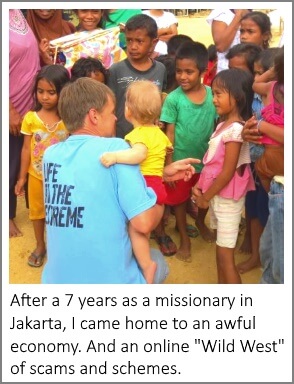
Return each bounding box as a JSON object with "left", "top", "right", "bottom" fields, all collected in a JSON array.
[
  {"left": 15, "top": 178, "right": 26, "bottom": 197},
  {"left": 100, "top": 152, "right": 117, "bottom": 167},
  {"left": 39, "top": 38, "right": 50, "bottom": 55},
  {"left": 118, "top": 23, "right": 125, "bottom": 32},
  {"left": 191, "top": 185, "right": 202, "bottom": 200},
  {"left": 39, "top": 38, "right": 54, "bottom": 64},
  {"left": 241, "top": 116, "right": 263, "bottom": 144},
  {"left": 195, "top": 194, "right": 209, "bottom": 209}
]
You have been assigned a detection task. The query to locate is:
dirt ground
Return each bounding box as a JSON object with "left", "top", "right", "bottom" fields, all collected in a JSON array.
[
  {"left": 9, "top": 10, "right": 283, "bottom": 284},
  {"left": 9, "top": 197, "right": 262, "bottom": 284}
]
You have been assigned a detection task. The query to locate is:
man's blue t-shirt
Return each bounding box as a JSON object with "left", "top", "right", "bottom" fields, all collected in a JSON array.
[{"left": 42, "top": 135, "right": 156, "bottom": 284}]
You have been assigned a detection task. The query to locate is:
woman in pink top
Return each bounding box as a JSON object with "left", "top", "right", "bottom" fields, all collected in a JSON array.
[
  {"left": 192, "top": 68, "right": 255, "bottom": 284},
  {"left": 9, "top": 9, "right": 40, "bottom": 237},
  {"left": 253, "top": 47, "right": 284, "bottom": 192}
]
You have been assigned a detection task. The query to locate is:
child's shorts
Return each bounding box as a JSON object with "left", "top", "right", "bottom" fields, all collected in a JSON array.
[
  {"left": 144, "top": 175, "right": 167, "bottom": 205},
  {"left": 164, "top": 173, "right": 199, "bottom": 206},
  {"left": 28, "top": 174, "right": 45, "bottom": 220},
  {"left": 245, "top": 183, "right": 269, "bottom": 227},
  {"left": 209, "top": 195, "right": 245, "bottom": 248}
]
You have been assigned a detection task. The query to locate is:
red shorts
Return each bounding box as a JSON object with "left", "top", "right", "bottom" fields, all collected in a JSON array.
[
  {"left": 164, "top": 173, "right": 200, "bottom": 206},
  {"left": 144, "top": 175, "right": 167, "bottom": 205}
]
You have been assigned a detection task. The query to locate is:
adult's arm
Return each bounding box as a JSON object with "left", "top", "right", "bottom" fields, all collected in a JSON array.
[
  {"left": 130, "top": 204, "right": 164, "bottom": 235},
  {"left": 252, "top": 68, "right": 276, "bottom": 98},
  {"left": 129, "top": 157, "right": 200, "bottom": 233},
  {"left": 242, "top": 116, "right": 284, "bottom": 144},
  {"left": 163, "top": 158, "right": 200, "bottom": 182},
  {"left": 211, "top": 9, "right": 250, "bottom": 52},
  {"left": 9, "top": 100, "right": 22, "bottom": 136},
  {"left": 15, "top": 135, "right": 31, "bottom": 196},
  {"left": 158, "top": 23, "right": 178, "bottom": 42}
]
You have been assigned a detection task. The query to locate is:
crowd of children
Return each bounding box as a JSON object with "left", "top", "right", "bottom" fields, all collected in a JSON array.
[{"left": 10, "top": 9, "right": 284, "bottom": 284}]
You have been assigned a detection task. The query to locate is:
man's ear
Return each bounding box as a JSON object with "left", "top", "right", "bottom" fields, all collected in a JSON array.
[{"left": 88, "top": 108, "right": 99, "bottom": 124}]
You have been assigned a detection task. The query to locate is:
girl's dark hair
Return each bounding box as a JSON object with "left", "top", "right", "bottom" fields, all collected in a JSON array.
[
  {"left": 226, "top": 43, "right": 262, "bottom": 74},
  {"left": 207, "top": 44, "right": 217, "bottom": 61},
  {"left": 256, "top": 47, "right": 281, "bottom": 72},
  {"left": 274, "top": 46, "right": 284, "bottom": 84},
  {"left": 212, "top": 68, "right": 254, "bottom": 120},
  {"left": 70, "top": 57, "right": 108, "bottom": 82},
  {"left": 125, "top": 14, "right": 157, "bottom": 39},
  {"left": 175, "top": 41, "right": 208, "bottom": 73},
  {"left": 33, "top": 65, "right": 70, "bottom": 111},
  {"left": 102, "top": 9, "right": 112, "bottom": 24},
  {"left": 241, "top": 11, "right": 272, "bottom": 49}
]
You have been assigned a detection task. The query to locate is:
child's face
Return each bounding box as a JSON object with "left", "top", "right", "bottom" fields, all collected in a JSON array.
[
  {"left": 212, "top": 84, "right": 236, "bottom": 117},
  {"left": 77, "top": 10, "right": 103, "bottom": 31},
  {"left": 175, "top": 58, "right": 201, "bottom": 91},
  {"left": 34, "top": 10, "right": 55, "bottom": 20},
  {"left": 36, "top": 79, "right": 58, "bottom": 110},
  {"left": 240, "top": 19, "right": 269, "bottom": 47},
  {"left": 253, "top": 60, "right": 265, "bottom": 79},
  {"left": 89, "top": 70, "right": 105, "bottom": 84},
  {"left": 125, "top": 28, "right": 158, "bottom": 62},
  {"left": 228, "top": 56, "right": 250, "bottom": 72}
]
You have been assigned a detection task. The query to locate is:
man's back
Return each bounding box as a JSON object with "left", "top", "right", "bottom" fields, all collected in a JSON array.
[{"left": 42, "top": 135, "right": 156, "bottom": 283}]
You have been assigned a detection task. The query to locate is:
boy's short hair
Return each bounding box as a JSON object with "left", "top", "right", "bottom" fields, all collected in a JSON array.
[
  {"left": 70, "top": 57, "right": 108, "bottom": 82},
  {"left": 226, "top": 43, "right": 262, "bottom": 75},
  {"left": 125, "top": 80, "right": 162, "bottom": 124},
  {"left": 125, "top": 14, "right": 157, "bottom": 39},
  {"left": 154, "top": 55, "right": 177, "bottom": 93},
  {"left": 175, "top": 41, "right": 208, "bottom": 73},
  {"left": 167, "top": 34, "right": 193, "bottom": 56}
]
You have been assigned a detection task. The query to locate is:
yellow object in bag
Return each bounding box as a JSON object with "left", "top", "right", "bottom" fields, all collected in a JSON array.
[{"left": 50, "top": 27, "right": 127, "bottom": 70}]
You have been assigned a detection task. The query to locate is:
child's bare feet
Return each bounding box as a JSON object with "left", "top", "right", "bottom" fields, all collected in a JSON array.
[
  {"left": 143, "top": 260, "right": 157, "bottom": 284},
  {"left": 237, "top": 257, "right": 261, "bottom": 274},
  {"left": 195, "top": 218, "right": 216, "bottom": 243},
  {"left": 9, "top": 219, "right": 22, "bottom": 238},
  {"left": 176, "top": 250, "right": 192, "bottom": 263},
  {"left": 238, "top": 234, "right": 252, "bottom": 254},
  {"left": 175, "top": 242, "right": 191, "bottom": 263}
]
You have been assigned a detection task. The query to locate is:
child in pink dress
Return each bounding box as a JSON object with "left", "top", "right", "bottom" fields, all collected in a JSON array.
[{"left": 192, "top": 68, "right": 255, "bottom": 284}]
